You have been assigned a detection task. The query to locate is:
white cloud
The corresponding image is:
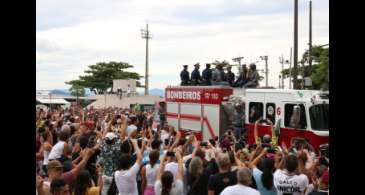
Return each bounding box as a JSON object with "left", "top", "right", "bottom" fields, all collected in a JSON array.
[{"left": 37, "top": 0, "right": 328, "bottom": 90}]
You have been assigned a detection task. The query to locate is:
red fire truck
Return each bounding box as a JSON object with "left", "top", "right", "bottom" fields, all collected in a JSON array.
[{"left": 165, "top": 86, "right": 329, "bottom": 151}]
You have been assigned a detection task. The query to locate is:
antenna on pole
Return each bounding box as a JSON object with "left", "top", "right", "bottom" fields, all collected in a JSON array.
[{"left": 141, "top": 23, "right": 152, "bottom": 95}]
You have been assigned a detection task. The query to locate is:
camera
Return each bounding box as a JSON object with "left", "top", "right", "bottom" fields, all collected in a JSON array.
[{"left": 166, "top": 151, "right": 175, "bottom": 157}]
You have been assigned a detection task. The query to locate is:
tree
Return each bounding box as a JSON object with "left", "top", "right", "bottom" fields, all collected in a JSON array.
[
  {"left": 69, "top": 84, "right": 85, "bottom": 97},
  {"left": 281, "top": 45, "right": 328, "bottom": 90},
  {"left": 66, "top": 61, "right": 142, "bottom": 94}
]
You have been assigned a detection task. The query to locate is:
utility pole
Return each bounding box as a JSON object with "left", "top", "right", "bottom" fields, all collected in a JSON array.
[
  {"left": 293, "top": 0, "right": 299, "bottom": 89},
  {"left": 260, "top": 56, "right": 269, "bottom": 87},
  {"left": 141, "top": 23, "right": 152, "bottom": 95},
  {"left": 279, "top": 54, "right": 285, "bottom": 89},
  {"left": 288, "top": 48, "right": 293, "bottom": 89},
  {"left": 232, "top": 57, "right": 244, "bottom": 75},
  {"left": 309, "top": 0, "right": 313, "bottom": 70}
]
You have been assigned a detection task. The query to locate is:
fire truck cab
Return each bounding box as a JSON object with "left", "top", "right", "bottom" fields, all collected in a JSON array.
[
  {"left": 237, "top": 88, "right": 329, "bottom": 151},
  {"left": 165, "top": 86, "right": 329, "bottom": 151}
]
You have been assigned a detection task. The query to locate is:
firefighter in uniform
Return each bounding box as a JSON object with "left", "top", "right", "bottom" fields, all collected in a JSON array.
[
  {"left": 202, "top": 63, "right": 212, "bottom": 85},
  {"left": 180, "top": 65, "right": 190, "bottom": 86},
  {"left": 191, "top": 63, "right": 202, "bottom": 86},
  {"left": 225, "top": 66, "right": 235, "bottom": 87}
]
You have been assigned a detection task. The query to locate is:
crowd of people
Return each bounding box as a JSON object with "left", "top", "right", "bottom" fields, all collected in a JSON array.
[
  {"left": 180, "top": 63, "right": 260, "bottom": 88},
  {"left": 36, "top": 104, "right": 329, "bottom": 195}
]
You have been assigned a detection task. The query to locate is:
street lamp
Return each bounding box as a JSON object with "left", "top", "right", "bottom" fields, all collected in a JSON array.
[{"left": 260, "top": 56, "right": 269, "bottom": 87}]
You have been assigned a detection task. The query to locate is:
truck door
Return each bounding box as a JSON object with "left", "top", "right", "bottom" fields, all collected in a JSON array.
[{"left": 280, "top": 103, "right": 307, "bottom": 146}]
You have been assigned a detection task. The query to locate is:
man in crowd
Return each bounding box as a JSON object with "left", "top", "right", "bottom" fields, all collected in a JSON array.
[
  {"left": 221, "top": 168, "right": 260, "bottom": 195},
  {"left": 180, "top": 65, "right": 190, "bottom": 86},
  {"left": 191, "top": 63, "right": 202, "bottom": 86},
  {"left": 202, "top": 63, "right": 213, "bottom": 85}
]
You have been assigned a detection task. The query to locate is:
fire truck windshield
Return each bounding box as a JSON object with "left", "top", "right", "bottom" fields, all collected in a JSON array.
[{"left": 309, "top": 104, "right": 329, "bottom": 131}]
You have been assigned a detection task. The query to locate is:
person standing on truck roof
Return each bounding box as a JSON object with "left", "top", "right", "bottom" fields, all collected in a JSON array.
[
  {"left": 191, "top": 63, "right": 202, "bottom": 86},
  {"left": 243, "top": 64, "right": 260, "bottom": 88},
  {"left": 225, "top": 66, "right": 235, "bottom": 87},
  {"left": 202, "top": 63, "right": 212, "bottom": 85},
  {"left": 212, "top": 64, "right": 229, "bottom": 86},
  {"left": 234, "top": 64, "right": 248, "bottom": 87},
  {"left": 180, "top": 65, "right": 190, "bottom": 86}
]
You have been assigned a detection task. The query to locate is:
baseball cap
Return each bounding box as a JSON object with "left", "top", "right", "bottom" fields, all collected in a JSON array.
[
  {"left": 105, "top": 132, "right": 117, "bottom": 140},
  {"left": 47, "top": 160, "right": 63, "bottom": 170}
]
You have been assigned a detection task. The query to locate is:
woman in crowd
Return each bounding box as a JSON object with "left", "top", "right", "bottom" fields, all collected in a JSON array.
[
  {"left": 249, "top": 148, "right": 277, "bottom": 195},
  {"left": 74, "top": 167, "right": 103, "bottom": 195},
  {"left": 154, "top": 150, "right": 184, "bottom": 195},
  {"left": 114, "top": 139, "right": 142, "bottom": 195},
  {"left": 141, "top": 149, "right": 160, "bottom": 195}
]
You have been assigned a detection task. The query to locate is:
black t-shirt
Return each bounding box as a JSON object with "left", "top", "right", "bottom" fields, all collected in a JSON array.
[
  {"left": 208, "top": 170, "right": 237, "bottom": 195},
  {"left": 187, "top": 169, "right": 210, "bottom": 195}
]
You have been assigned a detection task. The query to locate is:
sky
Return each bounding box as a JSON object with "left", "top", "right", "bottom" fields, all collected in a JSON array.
[{"left": 36, "top": 0, "right": 329, "bottom": 91}]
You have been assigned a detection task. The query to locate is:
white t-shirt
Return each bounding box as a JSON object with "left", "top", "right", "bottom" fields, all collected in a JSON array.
[
  {"left": 48, "top": 141, "right": 66, "bottom": 160},
  {"left": 127, "top": 125, "right": 137, "bottom": 136},
  {"left": 273, "top": 169, "right": 309, "bottom": 195},
  {"left": 146, "top": 164, "right": 160, "bottom": 187},
  {"left": 154, "top": 179, "right": 184, "bottom": 195},
  {"left": 221, "top": 184, "right": 260, "bottom": 195},
  {"left": 115, "top": 162, "right": 140, "bottom": 195},
  {"left": 164, "top": 162, "right": 178, "bottom": 180},
  {"left": 160, "top": 130, "right": 170, "bottom": 143}
]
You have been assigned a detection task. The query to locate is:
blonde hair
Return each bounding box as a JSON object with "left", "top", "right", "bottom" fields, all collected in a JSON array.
[
  {"left": 189, "top": 157, "right": 203, "bottom": 178},
  {"left": 217, "top": 153, "right": 231, "bottom": 169}
]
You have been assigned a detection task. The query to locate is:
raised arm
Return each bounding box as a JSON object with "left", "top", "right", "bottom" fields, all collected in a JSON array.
[
  {"left": 175, "top": 150, "right": 184, "bottom": 181},
  {"left": 71, "top": 148, "right": 92, "bottom": 177},
  {"left": 254, "top": 119, "right": 261, "bottom": 145},
  {"left": 131, "top": 139, "right": 142, "bottom": 164},
  {"left": 156, "top": 155, "right": 167, "bottom": 181},
  {"left": 249, "top": 148, "right": 267, "bottom": 168},
  {"left": 169, "top": 128, "right": 181, "bottom": 150}
]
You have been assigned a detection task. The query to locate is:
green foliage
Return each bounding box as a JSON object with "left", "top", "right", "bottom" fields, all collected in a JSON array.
[
  {"left": 281, "top": 45, "right": 329, "bottom": 90},
  {"left": 69, "top": 83, "right": 85, "bottom": 97},
  {"left": 66, "top": 61, "right": 142, "bottom": 94}
]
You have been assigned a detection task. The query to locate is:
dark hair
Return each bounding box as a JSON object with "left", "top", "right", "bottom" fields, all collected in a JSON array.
[
  {"left": 79, "top": 135, "right": 89, "bottom": 149},
  {"left": 120, "top": 140, "right": 132, "bottom": 154},
  {"left": 74, "top": 170, "right": 91, "bottom": 195},
  {"left": 261, "top": 157, "right": 274, "bottom": 190},
  {"left": 285, "top": 155, "right": 299, "bottom": 173},
  {"left": 50, "top": 179, "right": 67, "bottom": 194},
  {"left": 151, "top": 139, "right": 162, "bottom": 150},
  {"left": 57, "top": 121, "right": 63, "bottom": 128},
  {"left": 59, "top": 130, "right": 70, "bottom": 142},
  {"left": 161, "top": 171, "right": 174, "bottom": 195},
  {"left": 130, "top": 116, "right": 138, "bottom": 124},
  {"left": 70, "top": 125, "right": 76, "bottom": 135},
  {"left": 118, "top": 153, "right": 132, "bottom": 170},
  {"left": 149, "top": 150, "right": 160, "bottom": 168},
  {"left": 41, "top": 131, "right": 49, "bottom": 141},
  {"left": 69, "top": 117, "right": 75, "bottom": 123}
]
